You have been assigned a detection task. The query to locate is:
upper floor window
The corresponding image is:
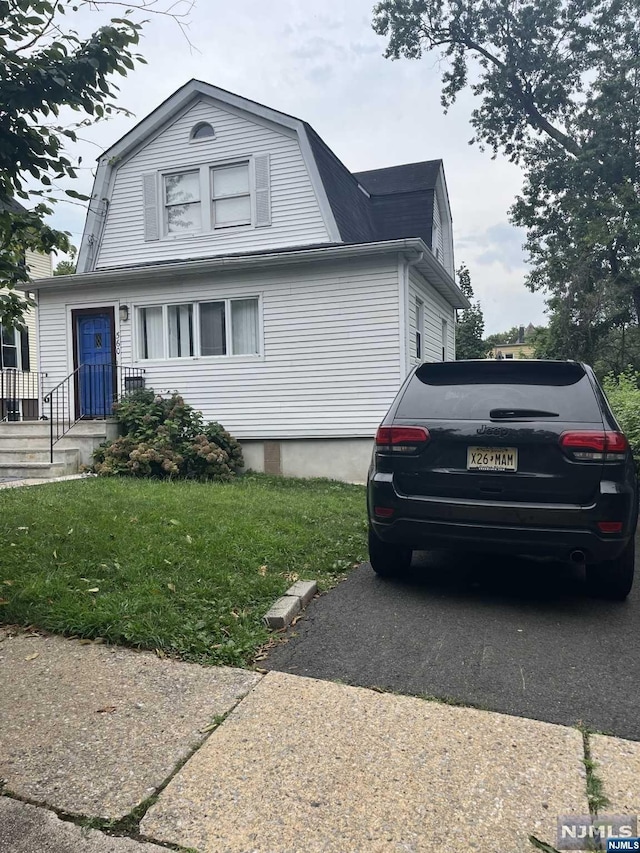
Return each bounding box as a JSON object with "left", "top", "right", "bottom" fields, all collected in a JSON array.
[
  {"left": 212, "top": 164, "right": 251, "bottom": 228},
  {"left": 191, "top": 122, "right": 215, "bottom": 141},
  {"left": 162, "top": 161, "right": 251, "bottom": 236},
  {"left": 164, "top": 171, "right": 201, "bottom": 234},
  {"left": 144, "top": 154, "right": 271, "bottom": 242}
]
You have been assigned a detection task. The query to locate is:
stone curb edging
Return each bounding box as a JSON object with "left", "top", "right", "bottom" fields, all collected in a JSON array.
[{"left": 263, "top": 580, "right": 318, "bottom": 629}]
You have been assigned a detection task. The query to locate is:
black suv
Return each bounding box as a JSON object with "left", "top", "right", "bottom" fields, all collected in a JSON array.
[{"left": 367, "top": 360, "right": 637, "bottom": 599}]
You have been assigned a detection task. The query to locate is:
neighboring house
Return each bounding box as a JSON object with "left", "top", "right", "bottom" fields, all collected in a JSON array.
[
  {"left": 0, "top": 197, "right": 49, "bottom": 420},
  {"left": 27, "top": 80, "right": 467, "bottom": 481},
  {"left": 489, "top": 324, "right": 537, "bottom": 360}
]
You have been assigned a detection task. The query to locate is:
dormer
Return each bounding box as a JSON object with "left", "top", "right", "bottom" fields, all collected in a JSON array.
[{"left": 353, "top": 160, "right": 454, "bottom": 277}]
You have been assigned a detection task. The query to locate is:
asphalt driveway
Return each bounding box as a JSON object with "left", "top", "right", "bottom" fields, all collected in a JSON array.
[{"left": 265, "top": 537, "right": 640, "bottom": 740}]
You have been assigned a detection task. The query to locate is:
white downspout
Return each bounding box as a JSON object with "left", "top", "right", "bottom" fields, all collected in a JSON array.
[{"left": 404, "top": 251, "right": 425, "bottom": 375}]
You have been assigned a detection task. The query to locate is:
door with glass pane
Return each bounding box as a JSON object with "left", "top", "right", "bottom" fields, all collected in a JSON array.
[{"left": 72, "top": 308, "right": 116, "bottom": 418}]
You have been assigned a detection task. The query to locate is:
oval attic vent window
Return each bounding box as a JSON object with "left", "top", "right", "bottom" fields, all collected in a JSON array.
[{"left": 191, "top": 122, "right": 215, "bottom": 141}]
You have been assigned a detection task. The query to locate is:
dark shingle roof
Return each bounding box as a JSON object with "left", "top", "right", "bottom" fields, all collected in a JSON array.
[
  {"left": 306, "top": 150, "right": 443, "bottom": 247},
  {"left": 353, "top": 161, "right": 442, "bottom": 195},
  {"left": 305, "top": 125, "right": 377, "bottom": 243}
]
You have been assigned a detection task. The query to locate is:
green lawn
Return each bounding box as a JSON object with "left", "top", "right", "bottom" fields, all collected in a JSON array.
[{"left": 0, "top": 474, "right": 367, "bottom": 666}]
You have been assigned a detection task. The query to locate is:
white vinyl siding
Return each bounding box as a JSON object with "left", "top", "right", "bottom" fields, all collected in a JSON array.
[
  {"left": 36, "top": 258, "right": 403, "bottom": 439},
  {"left": 96, "top": 100, "right": 329, "bottom": 268},
  {"left": 25, "top": 250, "right": 52, "bottom": 280},
  {"left": 408, "top": 268, "right": 455, "bottom": 369},
  {"left": 6, "top": 249, "right": 50, "bottom": 373}
]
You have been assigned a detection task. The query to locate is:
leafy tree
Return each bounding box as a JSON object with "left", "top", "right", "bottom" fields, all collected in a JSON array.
[
  {"left": 373, "top": 1, "right": 640, "bottom": 370},
  {"left": 602, "top": 369, "right": 640, "bottom": 467},
  {"left": 53, "top": 259, "right": 76, "bottom": 276},
  {"left": 53, "top": 247, "right": 76, "bottom": 276},
  {"left": 455, "top": 263, "right": 486, "bottom": 359},
  {"left": 0, "top": 0, "right": 191, "bottom": 327},
  {"left": 484, "top": 327, "right": 521, "bottom": 349}
]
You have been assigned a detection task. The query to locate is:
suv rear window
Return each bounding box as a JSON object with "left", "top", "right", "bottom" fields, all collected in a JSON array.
[{"left": 396, "top": 361, "right": 603, "bottom": 423}]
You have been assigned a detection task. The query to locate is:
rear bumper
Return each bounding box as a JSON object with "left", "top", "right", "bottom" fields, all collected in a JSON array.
[{"left": 368, "top": 472, "right": 637, "bottom": 563}]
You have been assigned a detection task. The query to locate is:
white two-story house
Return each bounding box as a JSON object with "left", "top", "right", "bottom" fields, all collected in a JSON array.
[{"left": 28, "top": 79, "right": 467, "bottom": 482}]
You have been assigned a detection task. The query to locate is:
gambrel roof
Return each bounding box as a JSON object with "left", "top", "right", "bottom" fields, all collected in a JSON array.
[{"left": 79, "top": 79, "right": 452, "bottom": 273}]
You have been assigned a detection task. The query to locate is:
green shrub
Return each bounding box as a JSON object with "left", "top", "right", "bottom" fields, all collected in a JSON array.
[
  {"left": 93, "top": 390, "right": 243, "bottom": 481},
  {"left": 602, "top": 369, "right": 640, "bottom": 466}
]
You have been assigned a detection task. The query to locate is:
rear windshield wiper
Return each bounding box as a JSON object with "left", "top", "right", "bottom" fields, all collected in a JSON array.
[{"left": 490, "top": 408, "right": 560, "bottom": 419}]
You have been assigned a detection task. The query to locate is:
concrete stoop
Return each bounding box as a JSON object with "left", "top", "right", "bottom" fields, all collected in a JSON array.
[{"left": 0, "top": 420, "right": 118, "bottom": 479}]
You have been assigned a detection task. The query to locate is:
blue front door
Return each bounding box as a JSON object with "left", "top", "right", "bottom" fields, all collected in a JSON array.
[{"left": 76, "top": 312, "right": 114, "bottom": 417}]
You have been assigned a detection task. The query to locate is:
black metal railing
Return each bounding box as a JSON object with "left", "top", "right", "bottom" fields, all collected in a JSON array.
[
  {"left": 43, "top": 364, "right": 145, "bottom": 463},
  {"left": 0, "top": 369, "right": 47, "bottom": 422}
]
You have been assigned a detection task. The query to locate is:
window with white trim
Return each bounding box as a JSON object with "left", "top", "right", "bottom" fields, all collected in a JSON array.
[
  {"left": 0, "top": 325, "right": 18, "bottom": 368},
  {"left": 191, "top": 122, "right": 215, "bottom": 141},
  {"left": 168, "top": 304, "right": 194, "bottom": 358},
  {"left": 415, "top": 297, "right": 424, "bottom": 360},
  {"left": 164, "top": 171, "right": 201, "bottom": 235},
  {"left": 161, "top": 161, "right": 251, "bottom": 236},
  {"left": 212, "top": 164, "right": 251, "bottom": 228},
  {"left": 136, "top": 298, "right": 260, "bottom": 360},
  {"left": 139, "top": 306, "right": 164, "bottom": 360},
  {"left": 145, "top": 155, "right": 271, "bottom": 241}
]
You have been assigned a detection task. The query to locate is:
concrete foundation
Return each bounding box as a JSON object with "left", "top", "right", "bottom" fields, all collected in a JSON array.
[{"left": 240, "top": 438, "right": 373, "bottom": 484}]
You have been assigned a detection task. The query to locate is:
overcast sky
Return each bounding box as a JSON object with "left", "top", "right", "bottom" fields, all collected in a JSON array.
[{"left": 48, "top": 0, "right": 548, "bottom": 334}]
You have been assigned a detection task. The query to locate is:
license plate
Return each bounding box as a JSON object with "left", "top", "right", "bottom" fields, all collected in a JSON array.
[{"left": 467, "top": 446, "right": 518, "bottom": 472}]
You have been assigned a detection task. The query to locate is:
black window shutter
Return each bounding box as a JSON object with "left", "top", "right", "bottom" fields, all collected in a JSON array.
[{"left": 20, "top": 328, "right": 30, "bottom": 371}]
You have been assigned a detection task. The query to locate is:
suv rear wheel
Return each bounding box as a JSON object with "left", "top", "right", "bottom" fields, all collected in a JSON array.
[
  {"left": 586, "top": 538, "right": 635, "bottom": 601},
  {"left": 368, "top": 527, "right": 412, "bottom": 578}
]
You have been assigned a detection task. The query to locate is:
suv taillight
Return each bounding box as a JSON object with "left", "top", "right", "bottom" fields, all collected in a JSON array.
[
  {"left": 559, "top": 430, "right": 628, "bottom": 462},
  {"left": 375, "top": 426, "right": 430, "bottom": 454}
]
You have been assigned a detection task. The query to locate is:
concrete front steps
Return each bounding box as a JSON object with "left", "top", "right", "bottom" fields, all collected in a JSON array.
[{"left": 0, "top": 420, "right": 118, "bottom": 480}]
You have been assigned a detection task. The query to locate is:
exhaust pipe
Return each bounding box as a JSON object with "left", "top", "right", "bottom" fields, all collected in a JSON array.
[{"left": 570, "top": 550, "right": 586, "bottom": 564}]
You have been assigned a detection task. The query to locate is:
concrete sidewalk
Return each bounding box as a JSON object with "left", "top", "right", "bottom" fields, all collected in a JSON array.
[{"left": 0, "top": 628, "right": 638, "bottom": 853}]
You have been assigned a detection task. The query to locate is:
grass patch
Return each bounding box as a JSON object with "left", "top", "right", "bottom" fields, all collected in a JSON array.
[
  {"left": 580, "top": 731, "right": 610, "bottom": 815},
  {"left": 0, "top": 473, "right": 367, "bottom": 666}
]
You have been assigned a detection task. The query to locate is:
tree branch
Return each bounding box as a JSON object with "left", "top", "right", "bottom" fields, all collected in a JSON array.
[{"left": 461, "top": 36, "right": 582, "bottom": 157}]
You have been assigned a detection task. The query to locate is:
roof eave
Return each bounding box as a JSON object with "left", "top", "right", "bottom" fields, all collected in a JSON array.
[
  {"left": 29, "top": 238, "right": 470, "bottom": 309},
  {"left": 410, "top": 247, "right": 469, "bottom": 309}
]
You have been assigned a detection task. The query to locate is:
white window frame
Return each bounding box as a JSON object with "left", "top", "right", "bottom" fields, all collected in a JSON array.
[
  {"left": 160, "top": 159, "right": 254, "bottom": 239},
  {"left": 162, "top": 170, "right": 202, "bottom": 238},
  {"left": 190, "top": 122, "right": 215, "bottom": 143},
  {"left": 167, "top": 302, "right": 195, "bottom": 359},
  {"left": 134, "top": 296, "right": 263, "bottom": 363},
  {"left": 211, "top": 162, "right": 252, "bottom": 229},
  {"left": 415, "top": 298, "right": 424, "bottom": 361},
  {"left": 0, "top": 324, "right": 21, "bottom": 370}
]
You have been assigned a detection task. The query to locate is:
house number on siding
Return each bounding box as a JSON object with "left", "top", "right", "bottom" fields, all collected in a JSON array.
[{"left": 115, "top": 332, "right": 121, "bottom": 356}]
